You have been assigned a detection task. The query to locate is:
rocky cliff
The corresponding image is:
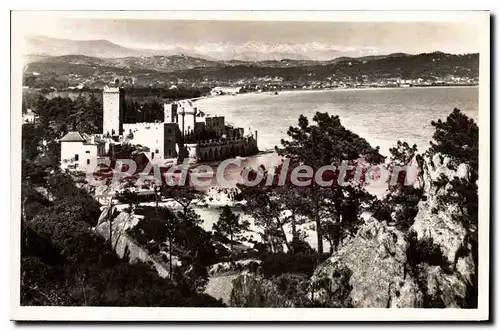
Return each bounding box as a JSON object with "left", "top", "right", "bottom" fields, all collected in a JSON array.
[
  {"left": 310, "top": 152, "right": 477, "bottom": 308},
  {"left": 409, "top": 153, "right": 476, "bottom": 307}
]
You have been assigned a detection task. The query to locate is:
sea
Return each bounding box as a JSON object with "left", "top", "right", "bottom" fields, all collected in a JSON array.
[{"left": 196, "top": 86, "right": 479, "bottom": 157}]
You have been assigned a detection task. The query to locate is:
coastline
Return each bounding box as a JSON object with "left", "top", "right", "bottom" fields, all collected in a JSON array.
[
  {"left": 192, "top": 85, "right": 478, "bottom": 156},
  {"left": 192, "top": 84, "right": 479, "bottom": 103}
]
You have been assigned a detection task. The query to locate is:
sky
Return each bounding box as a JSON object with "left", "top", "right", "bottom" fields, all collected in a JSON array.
[{"left": 16, "top": 13, "right": 482, "bottom": 55}]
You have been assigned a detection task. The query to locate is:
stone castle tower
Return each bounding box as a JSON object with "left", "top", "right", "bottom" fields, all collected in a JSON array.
[
  {"left": 103, "top": 86, "right": 122, "bottom": 136},
  {"left": 164, "top": 101, "right": 198, "bottom": 138},
  {"left": 164, "top": 102, "right": 178, "bottom": 123}
]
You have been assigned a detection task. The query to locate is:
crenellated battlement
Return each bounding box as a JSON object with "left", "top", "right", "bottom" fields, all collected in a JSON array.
[
  {"left": 103, "top": 86, "right": 120, "bottom": 93},
  {"left": 123, "top": 122, "right": 164, "bottom": 132},
  {"left": 198, "top": 136, "right": 256, "bottom": 148}
]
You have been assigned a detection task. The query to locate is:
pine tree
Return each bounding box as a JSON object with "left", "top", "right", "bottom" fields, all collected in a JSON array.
[
  {"left": 212, "top": 205, "right": 249, "bottom": 251},
  {"left": 430, "top": 108, "right": 478, "bottom": 175},
  {"left": 276, "top": 112, "right": 383, "bottom": 254}
]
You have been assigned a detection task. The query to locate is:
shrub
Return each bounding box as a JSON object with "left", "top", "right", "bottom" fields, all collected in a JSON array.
[
  {"left": 310, "top": 265, "right": 354, "bottom": 308},
  {"left": 406, "top": 231, "right": 448, "bottom": 268},
  {"left": 260, "top": 251, "right": 329, "bottom": 278},
  {"left": 230, "top": 274, "right": 287, "bottom": 307},
  {"left": 405, "top": 231, "right": 449, "bottom": 308},
  {"left": 230, "top": 273, "right": 311, "bottom": 307}
]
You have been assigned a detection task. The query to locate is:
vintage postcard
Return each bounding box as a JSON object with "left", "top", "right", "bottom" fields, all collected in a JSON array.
[{"left": 10, "top": 10, "right": 490, "bottom": 321}]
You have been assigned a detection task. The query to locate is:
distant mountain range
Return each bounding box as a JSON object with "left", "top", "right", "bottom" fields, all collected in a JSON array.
[
  {"left": 25, "top": 35, "right": 396, "bottom": 62},
  {"left": 24, "top": 52, "right": 419, "bottom": 74},
  {"left": 24, "top": 35, "right": 214, "bottom": 60}
]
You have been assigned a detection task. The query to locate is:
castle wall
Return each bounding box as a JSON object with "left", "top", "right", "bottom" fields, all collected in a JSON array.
[
  {"left": 164, "top": 103, "right": 178, "bottom": 123},
  {"left": 123, "top": 122, "right": 165, "bottom": 163},
  {"left": 195, "top": 137, "right": 258, "bottom": 162},
  {"left": 206, "top": 116, "right": 225, "bottom": 137}
]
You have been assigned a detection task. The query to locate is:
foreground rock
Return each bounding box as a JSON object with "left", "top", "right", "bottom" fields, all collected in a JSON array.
[
  {"left": 310, "top": 152, "right": 477, "bottom": 308},
  {"left": 409, "top": 153, "right": 476, "bottom": 307},
  {"left": 204, "top": 259, "right": 262, "bottom": 304},
  {"left": 310, "top": 219, "right": 422, "bottom": 307}
]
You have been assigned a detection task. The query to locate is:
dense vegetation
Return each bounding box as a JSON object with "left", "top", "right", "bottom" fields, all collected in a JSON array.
[
  {"left": 274, "top": 112, "right": 383, "bottom": 254},
  {"left": 171, "top": 53, "right": 478, "bottom": 82},
  {"left": 21, "top": 173, "right": 224, "bottom": 306},
  {"left": 20, "top": 94, "right": 224, "bottom": 306}
]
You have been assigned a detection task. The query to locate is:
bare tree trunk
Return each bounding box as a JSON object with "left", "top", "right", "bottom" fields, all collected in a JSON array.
[
  {"left": 230, "top": 231, "right": 233, "bottom": 251},
  {"left": 280, "top": 224, "right": 292, "bottom": 252},
  {"left": 108, "top": 201, "right": 113, "bottom": 248},
  {"left": 314, "top": 196, "right": 323, "bottom": 254},
  {"left": 291, "top": 211, "right": 297, "bottom": 241},
  {"left": 155, "top": 191, "right": 159, "bottom": 211},
  {"left": 22, "top": 197, "right": 28, "bottom": 250},
  {"left": 169, "top": 237, "right": 173, "bottom": 281},
  {"left": 275, "top": 217, "right": 291, "bottom": 252}
]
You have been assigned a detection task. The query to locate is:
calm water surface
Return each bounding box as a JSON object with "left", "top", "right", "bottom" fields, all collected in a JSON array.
[{"left": 196, "top": 86, "right": 479, "bottom": 156}]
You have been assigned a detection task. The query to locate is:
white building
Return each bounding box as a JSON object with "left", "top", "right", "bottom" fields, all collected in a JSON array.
[
  {"left": 59, "top": 131, "right": 106, "bottom": 172},
  {"left": 123, "top": 122, "right": 179, "bottom": 164}
]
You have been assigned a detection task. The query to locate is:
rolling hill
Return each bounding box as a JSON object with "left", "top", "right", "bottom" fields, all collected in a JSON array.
[{"left": 22, "top": 51, "right": 479, "bottom": 90}]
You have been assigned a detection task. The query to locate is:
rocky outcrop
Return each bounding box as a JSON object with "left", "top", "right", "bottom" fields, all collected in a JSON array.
[
  {"left": 204, "top": 259, "right": 262, "bottom": 304},
  {"left": 310, "top": 219, "right": 422, "bottom": 307},
  {"left": 205, "top": 274, "right": 240, "bottom": 305},
  {"left": 95, "top": 206, "right": 170, "bottom": 278},
  {"left": 411, "top": 153, "right": 470, "bottom": 264},
  {"left": 310, "top": 152, "right": 477, "bottom": 308},
  {"left": 409, "top": 153, "right": 476, "bottom": 307}
]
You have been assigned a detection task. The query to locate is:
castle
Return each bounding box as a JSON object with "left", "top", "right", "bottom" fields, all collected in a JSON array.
[{"left": 60, "top": 86, "right": 259, "bottom": 172}]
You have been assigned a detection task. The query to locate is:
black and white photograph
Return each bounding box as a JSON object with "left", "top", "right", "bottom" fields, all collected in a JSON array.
[{"left": 10, "top": 10, "right": 490, "bottom": 321}]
